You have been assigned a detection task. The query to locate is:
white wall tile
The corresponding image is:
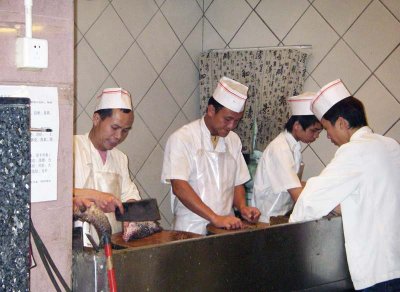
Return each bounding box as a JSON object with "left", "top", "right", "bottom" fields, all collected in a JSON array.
[
  {"left": 381, "top": 0, "right": 400, "bottom": 20},
  {"left": 284, "top": 6, "right": 339, "bottom": 72},
  {"left": 136, "top": 145, "right": 170, "bottom": 204},
  {"left": 205, "top": 0, "right": 252, "bottom": 43},
  {"left": 375, "top": 46, "right": 400, "bottom": 103},
  {"left": 182, "top": 85, "right": 201, "bottom": 122},
  {"left": 161, "top": 46, "right": 199, "bottom": 107},
  {"left": 256, "top": 0, "right": 310, "bottom": 41},
  {"left": 85, "top": 5, "right": 134, "bottom": 71},
  {"left": 355, "top": 76, "right": 400, "bottom": 135},
  {"left": 343, "top": 0, "right": 400, "bottom": 71},
  {"left": 202, "top": 18, "right": 227, "bottom": 51},
  {"left": 161, "top": 0, "right": 203, "bottom": 42},
  {"left": 111, "top": 42, "right": 158, "bottom": 106},
  {"left": 75, "top": 0, "right": 109, "bottom": 35},
  {"left": 184, "top": 20, "right": 203, "bottom": 68},
  {"left": 112, "top": 0, "right": 158, "bottom": 39},
  {"left": 137, "top": 78, "right": 180, "bottom": 140},
  {"left": 137, "top": 11, "right": 181, "bottom": 73},
  {"left": 75, "top": 39, "right": 109, "bottom": 109},
  {"left": 312, "top": 40, "right": 371, "bottom": 93},
  {"left": 313, "top": 0, "right": 370, "bottom": 36},
  {"left": 229, "top": 12, "right": 279, "bottom": 48},
  {"left": 385, "top": 120, "right": 400, "bottom": 142}
]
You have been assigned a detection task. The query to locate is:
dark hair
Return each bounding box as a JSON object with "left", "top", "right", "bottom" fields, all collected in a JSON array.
[
  {"left": 207, "top": 96, "right": 224, "bottom": 113},
  {"left": 285, "top": 115, "right": 320, "bottom": 132},
  {"left": 95, "top": 108, "right": 132, "bottom": 120},
  {"left": 323, "top": 96, "right": 367, "bottom": 128}
]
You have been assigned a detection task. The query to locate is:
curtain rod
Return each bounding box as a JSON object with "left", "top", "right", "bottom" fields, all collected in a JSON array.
[{"left": 206, "top": 45, "right": 312, "bottom": 52}]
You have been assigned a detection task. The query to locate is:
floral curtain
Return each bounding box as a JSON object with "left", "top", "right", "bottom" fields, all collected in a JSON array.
[{"left": 199, "top": 48, "right": 309, "bottom": 154}]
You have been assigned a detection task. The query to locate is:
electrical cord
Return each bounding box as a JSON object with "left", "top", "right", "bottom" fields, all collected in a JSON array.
[{"left": 30, "top": 219, "right": 71, "bottom": 292}]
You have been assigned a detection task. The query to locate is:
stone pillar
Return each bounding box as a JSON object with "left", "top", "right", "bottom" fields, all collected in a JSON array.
[{"left": 0, "top": 97, "right": 31, "bottom": 291}]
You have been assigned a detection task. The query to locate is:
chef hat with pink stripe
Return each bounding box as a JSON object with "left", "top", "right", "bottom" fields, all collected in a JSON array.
[
  {"left": 213, "top": 77, "right": 248, "bottom": 113},
  {"left": 287, "top": 92, "right": 316, "bottom": 116},
  {"left": 95, "top": 88, "right": 132, "bottom": 111},
  {"left": 311, "top": 79, "right": 351, "bottom": 120}
]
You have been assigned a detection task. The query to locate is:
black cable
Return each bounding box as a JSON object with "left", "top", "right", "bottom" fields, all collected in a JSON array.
[{"left": 30, "top": 219, "right": 71, "bottom": 292}]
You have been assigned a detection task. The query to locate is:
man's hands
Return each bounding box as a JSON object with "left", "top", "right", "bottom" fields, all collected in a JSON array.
[
  {"left": 73, "top": 197, "right": 93, "bottom": 209},
  {"left": 92, "top": 191, "right": 124, "bottom": 213},
  {"left": 210, "top": 214, "right": 243, "bottom": 230},
  {"left": 73, "top": 188, "right": 124, "bottom": 214},
  {"left": 239, "top": 206, "right": 261, "bottom": 223}
]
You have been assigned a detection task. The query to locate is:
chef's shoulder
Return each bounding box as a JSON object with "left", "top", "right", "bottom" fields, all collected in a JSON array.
[
  {"left": 73, "top": 134, "right": 90, "bottom": 157},
  {"left": 167, "top": 119, "right": 201, "bottom": 146},
  {"left": 263, "top": 133, "right": 291, "bottom": 157}
]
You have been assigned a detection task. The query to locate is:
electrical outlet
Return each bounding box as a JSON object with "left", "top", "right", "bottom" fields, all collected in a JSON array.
[{"left": 16, "top": 37, "right": 48, "bottom": 69}]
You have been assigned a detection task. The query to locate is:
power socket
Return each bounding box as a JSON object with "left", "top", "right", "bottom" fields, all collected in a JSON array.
[{"left": 16, "top": 37, "right": 48, "bottom": 70}]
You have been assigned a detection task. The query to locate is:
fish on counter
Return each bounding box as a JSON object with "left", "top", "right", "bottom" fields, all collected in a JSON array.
[{"left": 123, "top": 221, "right": 162, "bottom": 242}]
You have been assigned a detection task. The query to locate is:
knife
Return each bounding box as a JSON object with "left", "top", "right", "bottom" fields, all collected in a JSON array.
[{"left": 115, "top": 198, "right": 161, "bottom": 222}]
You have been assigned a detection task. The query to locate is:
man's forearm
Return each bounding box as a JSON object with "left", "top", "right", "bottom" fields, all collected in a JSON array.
[
  {"left": 171, "top": 179, "right": 217, "bottom": 223},
  {"left": 233, "top": 185, "right": 247, "bottom": 211}
]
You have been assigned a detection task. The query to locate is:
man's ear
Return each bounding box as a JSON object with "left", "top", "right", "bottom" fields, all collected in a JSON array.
[
  {"left": 338, "top": 116, "right": 350, "bottom": 129},
  {"left": 206, "top": 104, "right": 216, "bottom": 117},
  {"left": 93, "top": 113, "right": 101, "bottom": 126},
  {"left": 293, "top": 120, "right": 301, "bottom": 131}
]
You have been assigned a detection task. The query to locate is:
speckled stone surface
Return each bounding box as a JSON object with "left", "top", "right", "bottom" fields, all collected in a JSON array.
[{"left": 0, "top": 98, "right": 30, "bottom": 291}]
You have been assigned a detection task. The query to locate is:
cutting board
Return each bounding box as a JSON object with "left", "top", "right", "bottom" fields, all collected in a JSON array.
[
  {"left": 206, "top": 221, "right": 269, "bottom": 235},
  {"left": 112, "top": 230, "right": 203, "bottom": 249}
]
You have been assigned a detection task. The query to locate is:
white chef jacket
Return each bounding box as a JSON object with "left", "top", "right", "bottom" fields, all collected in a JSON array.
[
  {"left": 73, "top": 134, "right": 140, "bottom": 235},
  {"left": 252, "top": 131, "right": 302, "bottom": 223},
  {"left": 290, "top": 127, "right": 400, "bottom": 290},
  {"left": 161, "top": 117, "right": 250, "bottom": 230}
]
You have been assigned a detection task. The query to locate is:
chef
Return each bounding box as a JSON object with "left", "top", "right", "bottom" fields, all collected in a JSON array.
[
  {"left": 252, "top": 92, "right": 322, "bottom": 223},
  {"left": 289, "top": 79, "right": 400, "bottom": 290},
  {"left": 161, "top": 76, "right": 260, "bottom": 235},
  {"left": 73, "top": 88, "right": 141, "bottom": 246}
]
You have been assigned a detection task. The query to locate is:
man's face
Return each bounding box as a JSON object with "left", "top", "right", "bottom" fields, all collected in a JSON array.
[
  {"left": 91, "top": 109, "right": 134, "bottom": 151},
  {"left": 321, "top": 117, "right": 348, "bottom": 146},
  {"left": 295, "top": 121, "right": 323, "bottom": 144},
  {"left": 207, "top": 106, "right": 244, "bottom": 137}
]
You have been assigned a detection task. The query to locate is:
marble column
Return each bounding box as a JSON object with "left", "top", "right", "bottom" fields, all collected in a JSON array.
[{"left": 0, "top": 97, "right": 31, "bottom": 291}]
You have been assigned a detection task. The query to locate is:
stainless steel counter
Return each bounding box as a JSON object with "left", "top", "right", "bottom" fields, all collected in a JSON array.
[{"left": 73, "top": 216, "right": 353, "bottom": 291}]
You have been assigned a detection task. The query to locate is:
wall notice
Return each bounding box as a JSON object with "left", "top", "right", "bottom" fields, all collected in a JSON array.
[{"left": 0, "top": 85, "right": 59, "bottom": 202}]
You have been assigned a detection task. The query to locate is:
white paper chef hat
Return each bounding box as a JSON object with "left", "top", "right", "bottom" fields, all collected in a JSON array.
[
  {"left": 94, "top": 88, "right": 132, "bottom": 112},
  {"left": 311, "top": 79, "right": 350, "bottom": 120},
  {"left": 287, "top": 92, "right": 316, "bottom": 116},
  {"left": 213, "top": 77, "right": 248, "bottom": 113}
]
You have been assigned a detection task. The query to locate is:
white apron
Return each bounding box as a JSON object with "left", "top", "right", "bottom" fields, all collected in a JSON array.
[
  {"left": 173, "top": 122, "right": 237, "bottom": 235},
  {"left": 82, "top": 147, "right": 122, "bottom": 247}
]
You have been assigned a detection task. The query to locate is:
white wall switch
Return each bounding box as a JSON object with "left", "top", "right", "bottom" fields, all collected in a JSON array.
[{"left": 16, "top": 37, "right": 48, "bottom": 70}]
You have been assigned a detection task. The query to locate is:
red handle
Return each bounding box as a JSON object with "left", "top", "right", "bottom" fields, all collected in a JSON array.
[{"left": 104, "top": 236, "right": 117, "bottom": 292}]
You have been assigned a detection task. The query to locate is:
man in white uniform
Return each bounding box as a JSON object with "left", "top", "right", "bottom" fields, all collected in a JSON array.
[
  {"left": 252, "top": 93, "right": 322, "bottom": 223},
  {"left": 162, "top": 77, "right": 261, "bottom": 235},
  {"left": 73, "top": 88, "right": 141, "bottom": 246},
  {"left": 289, "top": 79, "right": 400, "bottom": 290}
]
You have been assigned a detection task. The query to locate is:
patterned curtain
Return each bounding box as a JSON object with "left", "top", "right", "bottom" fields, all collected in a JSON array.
[{"left": 199, "top": 48, "right": 309, "bottom": 154}]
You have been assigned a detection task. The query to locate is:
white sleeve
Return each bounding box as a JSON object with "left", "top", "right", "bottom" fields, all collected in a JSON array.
[
  {"left": 161, "top": 131, "right": 193, "bottom": 184},
  {"left": 289, "top": 145, "right": 361, "bottom": 223},
  {"left": 233, "top": 139, "right": 251, "bottom": 186}
]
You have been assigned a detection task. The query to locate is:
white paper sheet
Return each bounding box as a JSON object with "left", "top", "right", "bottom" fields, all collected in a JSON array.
[{"left": 0, "top": 85, "right": 59, "bottom": 202}]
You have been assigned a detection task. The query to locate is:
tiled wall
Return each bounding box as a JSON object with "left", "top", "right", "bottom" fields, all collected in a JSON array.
[{"left": 75, "top": 0, "right": 400, "bottom": 228}]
